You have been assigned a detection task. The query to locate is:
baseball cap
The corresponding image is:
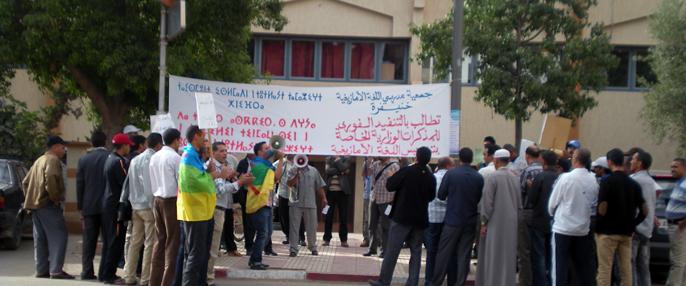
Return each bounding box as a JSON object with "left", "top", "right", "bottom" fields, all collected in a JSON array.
[
  {"left": 46, "top": 135, "right": 69, "bottom": 147},
  {"left": 494, "top": 149, "right": 510, "bottom": 159},
  {"left": 112, "top": 133, "right": 135, "bottom": 146},
  {"left": 566, "top": 140, "right": 581, "bottom": 149},
  {"left": 592, "top": 157, "right": 609, "bottom": 169},
  {"left": 123, "top": 125, "right": 143, "bottom": 135}
]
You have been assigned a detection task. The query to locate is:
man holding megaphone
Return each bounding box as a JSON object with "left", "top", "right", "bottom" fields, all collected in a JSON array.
[{"left": 286, "top": 155, "right": 328, "bottom": 257}]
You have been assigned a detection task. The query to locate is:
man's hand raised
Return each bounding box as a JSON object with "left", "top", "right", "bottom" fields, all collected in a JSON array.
[{"left": 237, "top": 173, "right": 255, "bottom": 186}]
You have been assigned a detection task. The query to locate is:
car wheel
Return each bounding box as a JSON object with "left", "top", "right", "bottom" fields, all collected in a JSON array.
[{"left": 1, "top": 217, "right": 22, "bottom": 250}]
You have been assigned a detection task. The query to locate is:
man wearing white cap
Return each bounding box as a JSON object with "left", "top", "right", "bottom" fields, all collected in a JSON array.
[
  {"left": 474, "top": 149, "right": 521, "bottom": 286},
  {"left": 593, "top": 156, "right": 611, "bottom": 182},
  {"left": 123, "top": 125, "right": 143, "bottom": 137}
]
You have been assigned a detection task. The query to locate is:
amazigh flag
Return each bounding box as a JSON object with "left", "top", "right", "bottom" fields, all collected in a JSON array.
[
  {"left": 245, "top": 157, "right": 275, "bottom": 214},
  {"left": 177, "top": 145, "right": 216, "bottom": 221}
]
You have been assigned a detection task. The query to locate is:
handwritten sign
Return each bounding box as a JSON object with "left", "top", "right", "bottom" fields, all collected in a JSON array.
[
  {"left": 195, "top": 92, "right": 218, "bottom": 129},
  {"left": 150, "top": 113, "right": 175, "bottom": 134},
  {"left": 169, "top": 75, "right": 451, "bottom": 157}
]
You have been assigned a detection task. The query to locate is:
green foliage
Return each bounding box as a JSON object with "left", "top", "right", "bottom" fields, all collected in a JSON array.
[
  {"left": 411, "top": 0, "right": 617, "bottom": 146},
  {"left": 0, "top": 92, "right": 49, "bottom": 167},
  {"left": 642, "top": 0, "right": 686, "bottom": 157},
  {"left": 0, "top": 0, "right": 287, "bottom": 140}
]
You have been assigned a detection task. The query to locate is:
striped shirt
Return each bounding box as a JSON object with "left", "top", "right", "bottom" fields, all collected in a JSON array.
[
  {"left": 520, "top": 161, "right": 543, "bottom": 208},
  {"left": 666, "top": 177, "right": 686, "bottom": 220},
  {"left": 428, "top": 169, "right": 448, "bottom": 223}
]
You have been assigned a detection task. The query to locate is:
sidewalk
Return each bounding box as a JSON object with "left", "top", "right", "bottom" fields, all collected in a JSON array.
[{"left": 214, "top": 231, "right": 476, "bottom": 285}]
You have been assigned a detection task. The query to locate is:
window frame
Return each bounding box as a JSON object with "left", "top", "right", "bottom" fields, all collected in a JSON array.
[
  {"left": 251, "top": 36, "right": 409, "bottom": 83},
  {"left": 604, "top": 46, "right": 654, "bottom": 92}
]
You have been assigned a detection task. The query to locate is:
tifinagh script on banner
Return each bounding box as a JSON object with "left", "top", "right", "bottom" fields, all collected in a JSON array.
[{"left": 168, "top": 75, "right": 452, "bottom": 157}]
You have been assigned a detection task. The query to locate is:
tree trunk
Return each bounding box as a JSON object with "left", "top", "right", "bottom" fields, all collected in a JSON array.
[
  {"left": 65, "top": 64, "right": 129, "bottom": 148},
  {"left": 515, "top": 117, "right": 522, "bottom": 152}
]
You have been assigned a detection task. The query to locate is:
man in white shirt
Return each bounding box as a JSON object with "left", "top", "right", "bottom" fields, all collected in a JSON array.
[
  {"left": 629, "top": 150, "right": 661, "bottom": 286},
  {"left": 206, "top": 142, "right": 253, "bottom": 285},
  {"left": 548, "top": 148, "right": 599, "bottom": 286},
  {"left": 121, "top": 133, "right": 163, "bottom": 286},
  {"left": 149, "top": 129, "right": 182, "bottom": 286},
  {"left": 478, "top": 144, "right": 500, "bottom": 178}
]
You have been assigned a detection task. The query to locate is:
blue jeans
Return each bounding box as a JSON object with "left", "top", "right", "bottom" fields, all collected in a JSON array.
[
  {"left": 631, "top": 233, "right": 650, "bottom": 286},
  {"left": 248, "top": 207, "right": 273, "bottom": 266},
  {"left": 530, "top": 228, "right": 551, "bottom": 286}
]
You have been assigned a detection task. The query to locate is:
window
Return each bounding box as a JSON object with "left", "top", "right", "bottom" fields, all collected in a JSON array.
[
  {"left": 381, "top": 43, "right": 405, "bottom": 80},
  {"left": 635, "top": 49, "right": 657, "bottom": 88},
  {"left": 606, "top": 47, "right": 656, "bottom": 90},
  {"left": 251, "top": 37, "right": 408, "bottom": 82},
  {"left": 608, "top": 49, "right": 630, "bottom": 87},
  {"left": 420, "top": 50, "right": 478, "bottom": 85},
  {"left": 291, "top": 41, "right": 315, "bottom": 78},
  {"left": 261, "top": 40, "right": 285, "bottom": 76},
  {"left": 321, "top": 41, "right": 345, "bottom": 79},
  {"left": 350, "top": 43, "right": 375, "bottom": 80}
]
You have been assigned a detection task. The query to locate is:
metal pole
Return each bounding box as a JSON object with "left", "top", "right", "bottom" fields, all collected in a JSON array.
[
  {"left": 157, "top": 4, "right": 168, "bottom": 115},
  {"left": 451, "top": 0, "right": 463, "bottom": 111}
]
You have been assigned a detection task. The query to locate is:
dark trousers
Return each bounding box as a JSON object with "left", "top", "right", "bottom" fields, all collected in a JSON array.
[
  {"left": 377, "top": 221, "right": 424, "bottom": 285},
  {"left": 222, "top": 208, "right": 237, "bottom": 252},
  {"left": 248, "top": 207, "right": 273, "bottom": 265},
  {"left": 553, "top": 233, "right": 594, "bottom": 286},
  {"left": 176, "top": 219, "right": 213, "bottom": 286},
  {"left": 424, "top": 222, "right": 457, "bottom": 286},
  {"left": 31, "top": 204, "right": 68, "bottom": 275},
  {"left": 323, "top": 191, "right": 348, "bottom": 242},
  {"left": 100, "top": 212, "right": 127, "bottom": 282},
  {"left": 239, "top": 192, "right": 272, "bottom": 252},
  {"left": 81, "top": 214, "right": 102, "bottom": 278},
  {"left": 430, "top": 224, "right": 474, "bottom": 286},
  {"left": 369, "top": 202, "right": 391, "bottom": 254},
  {"left": 278, "top": 196, "right": 305, "bottom": 242},
  {"left": 530, "top": 228, "right": 551, "bottom": 286}
]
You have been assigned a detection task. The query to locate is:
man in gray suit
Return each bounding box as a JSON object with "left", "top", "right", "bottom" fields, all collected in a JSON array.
[{"left": 323, "top": 155, "right": 351, "bottom": 247}]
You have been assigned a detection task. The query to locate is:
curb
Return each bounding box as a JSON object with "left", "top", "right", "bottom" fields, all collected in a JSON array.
[{"left": 216, "top": 268, "right": 474, "bottom": 284}]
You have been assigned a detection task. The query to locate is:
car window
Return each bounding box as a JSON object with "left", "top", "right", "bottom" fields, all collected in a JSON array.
[{"left": 0, "top": 161, "right": 11, "bottom": 185}]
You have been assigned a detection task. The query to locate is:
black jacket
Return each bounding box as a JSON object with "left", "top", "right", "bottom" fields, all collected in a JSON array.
[
  {"left": 325, "top": 156, "right": 352, "bottom": 195},
  {"left": 529, "top": 167, "right": 560, "bottom": 233},
  {"left": 235, "top": 157, "right": 250, "bottom": 204},
  {"left": 76, "top": 148, "right": 110, "bottom": 216},
  {"left": 596, "top": 171, "right": 646, "bottom": 236},
  {"left": 386, "top": 163, "right": 436, "bottom": 229},
  {"left": 102, "top": 152, "right": 129, "bottom": 214}
]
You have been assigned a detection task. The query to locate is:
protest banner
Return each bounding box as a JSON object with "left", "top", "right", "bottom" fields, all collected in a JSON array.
[{"left": 168, "top": 75, "right": 452, "bottom": 157}]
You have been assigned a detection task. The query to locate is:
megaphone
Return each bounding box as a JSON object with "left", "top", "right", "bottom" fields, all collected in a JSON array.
[
  {"left": 267, "top": 135, "right": 286, "bottom": 157},
  {"left": 294, "top": 154, "right": 308, "bottom": 168}
]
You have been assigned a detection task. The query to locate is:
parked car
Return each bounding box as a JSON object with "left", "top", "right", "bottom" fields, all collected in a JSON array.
[
  {"left": 0, "top": 158, "right": 31, "bottom": 250},
  {"left": 650, "top": 174, "right": 679, "bottom": 268}
]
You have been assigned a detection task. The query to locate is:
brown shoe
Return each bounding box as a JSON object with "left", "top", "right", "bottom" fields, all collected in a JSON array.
[
  {"left": 322, "top": 241, "right": 330, "bottom": 246},
  {"left": 360, "top": 241, "right": 369, "bottom": 247},
  {"left": 340, "top": 241, "right": 349, "bottom": 247},
  {"left": 228, "top": 250, "right": 244, "bottom": 257}
]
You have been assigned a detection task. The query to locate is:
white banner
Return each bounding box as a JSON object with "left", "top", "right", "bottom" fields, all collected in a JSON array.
[{"left": 169, "top": 75, "right": 452, "bottom": 157}]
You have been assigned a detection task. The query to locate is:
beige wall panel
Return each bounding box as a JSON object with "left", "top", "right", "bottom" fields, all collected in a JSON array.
[
  {"left": 59, "top": 99, "right": 94, "bottom": 142},
  {"left": 578, "top": 91, "right": 677, "bottom": 172},
  {"left": 253, "top": 0, "right": 406, "bottom": 38},
  {"left": 588, "top": 0, "right": 655, "bottom": 28},
  {"left": 423, "top": 0, "right": 452, "bottom": 23},
  {"left": 9, "top": 69, "right": 45, "bottom": 112},
  {"left": 603, "top": 18, "right": 656, "bottom": 46}
]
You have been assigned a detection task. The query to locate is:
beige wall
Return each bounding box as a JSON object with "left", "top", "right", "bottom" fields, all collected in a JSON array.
[{"left": 9, "top": 70, "right": 45, "bottom": 113}]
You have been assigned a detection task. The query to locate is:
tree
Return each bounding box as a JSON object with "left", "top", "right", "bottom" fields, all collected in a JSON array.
[
  {"left": 0, "top": 92, "right": 49, "bottom": 166},
  {"left": 411, "top": 0, "right": 617, "bottom": 150},
  {"left": 641, "top": 0, "right": 686, "bottom": 157},
  {"left": 0, "top": 0, "right": 287, "bottom": 141}
]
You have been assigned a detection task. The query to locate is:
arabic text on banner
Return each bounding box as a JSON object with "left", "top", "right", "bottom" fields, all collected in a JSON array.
[{"left": 168, "top": 75, "right": 452, "bottom": 157}]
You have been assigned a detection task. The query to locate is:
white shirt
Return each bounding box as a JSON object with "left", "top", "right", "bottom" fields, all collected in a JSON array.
[
  {"left": 632, "top": 170, "right": 661, "bottom": 238},
  {"left": 548, "top": 168, "right": 599, "bottom": 236},
  {"left": 125, "top": 149, "right": 155, "bottom": 210},
  {"left": 479, "top": 162, "right": 496, "bottom": 178},
  {"left": 149, "top": 146, "right": 181, "bottom": 198}
]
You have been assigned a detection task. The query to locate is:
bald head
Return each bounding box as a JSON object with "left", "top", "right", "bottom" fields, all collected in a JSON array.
[
  {"left": 525, "top": 145, "right": 540, "bottom": 164},
  {"left": 437, "top": 156, "right": 455, "bottom": 170}
]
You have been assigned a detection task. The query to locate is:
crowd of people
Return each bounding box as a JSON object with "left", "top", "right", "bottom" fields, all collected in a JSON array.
[{"left": 18, "top": 126, "right": 686, "bottom": 286}]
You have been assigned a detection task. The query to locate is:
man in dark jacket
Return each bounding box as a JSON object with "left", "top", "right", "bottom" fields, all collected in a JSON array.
[
  {"left": 430, "top": 148, "right": 484, "bottom": 286},
  {"left": 527, "top": 150, "right": 559, "bottom": 286},
  {"left": 369, "top": 147, "right": 436, "bottom": 286},
  {"left": 76, "top": 131, "right": 109, "bottom": 280},
  {"left": 100, "top": 133, "right": 134, "bottom": 285},
  {"left": 323, "top": 155, "right": 352, "bottom": 247}
]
